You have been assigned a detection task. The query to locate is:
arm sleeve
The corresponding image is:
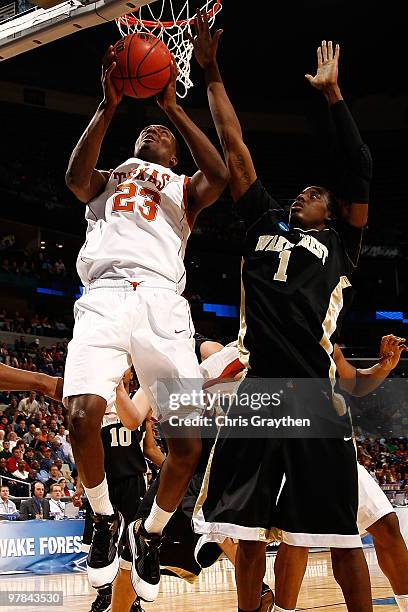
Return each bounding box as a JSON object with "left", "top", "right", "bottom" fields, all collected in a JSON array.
[
  {"left": 235, "top": 179, "right": 284, "bottom": 229},
  {"left": 330, "top": 100, "right": 373, "bottom": 203}
]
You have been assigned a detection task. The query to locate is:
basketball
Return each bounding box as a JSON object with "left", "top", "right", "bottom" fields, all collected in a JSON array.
[{"left": 111, "top": 33, "right": 172, "bottom": 99}]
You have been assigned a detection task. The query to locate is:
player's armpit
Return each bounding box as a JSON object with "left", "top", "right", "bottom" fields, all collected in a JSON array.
[
  {"left": 186, "top": 168, "right": 228, "bottom": 225},
  {"left": 220, "top": 136, "right": 257, "bottom": 202},
  {"left": 66, "top": 168, "right": 109, "bottom": 204}
]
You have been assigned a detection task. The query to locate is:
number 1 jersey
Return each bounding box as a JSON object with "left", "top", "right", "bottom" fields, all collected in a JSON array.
[
  {"left": 237, "top": 179, "right": 363, "bottom": 379},
  {"left": 76, "top": 158, "right": 190, "bottom": 291}
]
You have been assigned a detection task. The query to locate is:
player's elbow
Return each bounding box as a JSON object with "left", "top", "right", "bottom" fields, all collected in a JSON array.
[{"left": 65, "top": 170, "right": 91, "bottom": 203}]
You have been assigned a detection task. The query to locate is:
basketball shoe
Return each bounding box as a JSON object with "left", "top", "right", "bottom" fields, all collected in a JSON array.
[
  {"left": 87, "top": 511, "right": 123, "bottom": 588},
  {"left": 89, "top": 584, "right": 112, "bottom": 612},
  {"left": 260, "top": 583, "right": 275, "bottom": 612},
  {"left": 127, "top": 518, "right": 163, "bottom": 601}
]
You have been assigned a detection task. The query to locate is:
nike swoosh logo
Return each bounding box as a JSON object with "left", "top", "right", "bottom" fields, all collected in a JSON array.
[
  {"left": 175, "top": 329, "right": 186, "bottom": 334},
  {"left": 344, "top": 437, "right": 352, "bottom": 442}
]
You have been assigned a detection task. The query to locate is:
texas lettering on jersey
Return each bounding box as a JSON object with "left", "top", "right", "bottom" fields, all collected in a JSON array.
[{"left": 112, "top": 164, "right": 171, "bottom": 192}]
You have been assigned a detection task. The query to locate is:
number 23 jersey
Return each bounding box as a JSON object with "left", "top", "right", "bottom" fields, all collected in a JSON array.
[
  {"left": 237, "top": 179, "right": 363, "bottom": 378},
  {"left": 76, "top": 158, "right": 190, "bottom": 290}
]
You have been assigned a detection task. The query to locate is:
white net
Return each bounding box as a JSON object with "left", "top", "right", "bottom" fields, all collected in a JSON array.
[{"left": 116, "top": 0, "right": 222, "bottom": 98}]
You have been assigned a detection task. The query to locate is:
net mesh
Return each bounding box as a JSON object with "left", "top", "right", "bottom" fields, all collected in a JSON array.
[{"left": 116, "top": 0, "right": 222, "bottom": 98}]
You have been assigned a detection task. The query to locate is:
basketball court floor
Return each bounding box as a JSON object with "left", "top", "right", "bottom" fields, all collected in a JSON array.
[{"left": 0, "top": 549, "right": 398, "bottom": 611}]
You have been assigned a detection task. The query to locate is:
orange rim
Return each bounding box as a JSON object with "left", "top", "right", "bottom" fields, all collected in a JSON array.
[{"left": 118, "top": 0, "right": 221, "bottom": 28}]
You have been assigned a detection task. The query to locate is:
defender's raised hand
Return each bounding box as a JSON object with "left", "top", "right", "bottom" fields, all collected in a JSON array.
[
  {"left": 378, "top": 335, "right": 408, "bottom": 371},
  {"left": 305, "top": 40, "right": 340, "bottom": 92},
  {"left": 101, "top": 45, "right": 123, "bottom": 108},
  {"left": 188, "top": 8, "right": 223, "bottom": 69}
]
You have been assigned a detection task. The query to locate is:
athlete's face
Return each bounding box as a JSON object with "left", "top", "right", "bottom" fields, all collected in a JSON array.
[
  {"left": 134, "top": 125, "right": 178, "bottom": 168},
  {"left": 289, "top": 186, "right": 331, "bottom": 230}
]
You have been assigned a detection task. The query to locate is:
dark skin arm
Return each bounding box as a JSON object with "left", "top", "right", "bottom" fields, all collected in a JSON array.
[
  {"left": 157, "top": 59, "right": 228, "bottom": 225},
  {"left": 305, "top": 41, "right": 368, "bottom": 228},
  {"left": 65, "top": 47, "right": 123, "bottom": 203},
  {"left": 0, "top": 363, "right": 63, "bottom": 400},
  {"left": 334, "top": 335, "right": 407, "bottom": 397},
  {"left": 189, "top": 10, "right": 256, "bottom": 203},
  {"left": 143, "top": 416, "right": 166, "bottom": 468}
]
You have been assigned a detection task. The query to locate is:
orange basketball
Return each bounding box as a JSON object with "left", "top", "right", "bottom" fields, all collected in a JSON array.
[{"left": 111, "top": 33, "right": 172, "bottom": 99}]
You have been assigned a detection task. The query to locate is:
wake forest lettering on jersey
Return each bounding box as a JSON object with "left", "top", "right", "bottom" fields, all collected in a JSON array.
[{"left": 237, "top": 180, "right": 362, "bottom": 379}]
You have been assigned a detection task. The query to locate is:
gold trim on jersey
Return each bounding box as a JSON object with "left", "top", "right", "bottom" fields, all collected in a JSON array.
[
  {"left": 237, "top": 258, "right": 250, "bottom": 369},
  {"left": 161, "top": 566, "right": 199, "bottom": 584},
  {"left": 320, "top": 275, "right": 352, "bottom": 416},
  {"left": 192, "top": 442, "right": 216, "bottom": 521}
]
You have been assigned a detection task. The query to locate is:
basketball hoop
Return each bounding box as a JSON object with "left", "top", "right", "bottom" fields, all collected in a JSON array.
[{"left": 116, "top": 0, "right": 222, "bottom": 98}]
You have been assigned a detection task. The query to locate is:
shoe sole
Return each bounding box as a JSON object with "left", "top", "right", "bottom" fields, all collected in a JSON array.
[
  {"left": 128, "top": 519, "right": 160, "bottom": 603},
  {"left": 87, "top": 513, "right": 124, "bottom": 589}
]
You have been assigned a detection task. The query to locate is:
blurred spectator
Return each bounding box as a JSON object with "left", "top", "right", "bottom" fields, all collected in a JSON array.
[
  {"left": 12, "top": 460, "right": 30, "bottom": 480},
  {"left": 6, "top": 447, "right": 28, "bottom": 473},
  {"left": 23, "top": 447, "right": 35, "bottom": 465},
  {"left": 17, "top": 391, "right": 39, "bottom": 419},
  {"left": 57, "top": 477, "right": 73, "bottom": 496},
  {"left": 53, "top": 458, "right": 72, "bottom": 483},
  {"left": 14, "top": 420, "right": 28, "bottom": 438},
  {"left": 45, "top": 464, "right": 62, "bottom": 492},
  {"left": 50, "top": 440, "right": 65, "bottom": 463},
  {"left": 7, "top": 432, "right": 18, "bottom": 450},
  {"left": 55, "top": 424, "right": 67, "bottom": 443},
  {"left": 18, "top": 481, "right": 50, "bottom": 520},
  {"left": 0, "top": 440, "right": 12, "bottom": 460},
  {"left": 37, "top": 395, "right": 49, "bottom": 414},
  {"left": 48, "top": 483, "right": 65, "bottom": 519},
  {"left": 4, "top": 397, "right": 18, "bottom": 421},
  {"left": 0, "top": 485, "right": 18, "bottom": 517},
  {"left": 39, "top": 447, "right": 53, "bottom": 471},
  {"left": 0, "top": 457, "right": 9, "bottom": 477},
  {"left": 23, "top": 424, "right": 37, "bottom": 445}
]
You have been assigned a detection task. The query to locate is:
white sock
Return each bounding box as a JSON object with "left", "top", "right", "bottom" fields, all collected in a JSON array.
[
  {"left": 395, "top": 595, "right": 408, "bottom": 611},
  {"left": 144, "top": 497, "right": 174, "bottom": 535},
  {"left": 83, "top": 476, "right": 114, "bottom": 516},
  {"left": 274, "top": 606, "right": 296, "bottom": 612}
]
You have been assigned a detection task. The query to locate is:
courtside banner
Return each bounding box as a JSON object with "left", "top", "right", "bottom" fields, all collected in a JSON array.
[{"left": 0, "top": 519, "right": 85, "bottom": 574}]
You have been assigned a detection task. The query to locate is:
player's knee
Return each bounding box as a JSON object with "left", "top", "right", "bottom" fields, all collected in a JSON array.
[
  {"left": 67, "top": 395, "right": 104, "bottom": 441},
  {"left": 238, "top": 540, "right": 266, "bottom": 564},
  {"left": 331, "top": 547, "right": 361, "bottom": 580},
  {"left": 370, "top": 512, "right": 401, "bottom": 548},
  {"left": 168, "top": 437, "right": 202, "bottom": 470}
]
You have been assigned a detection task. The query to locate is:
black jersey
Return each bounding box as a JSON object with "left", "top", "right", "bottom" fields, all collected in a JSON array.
[
  {"left": 101, "top": 420, "right": 146, "bottom": 486},
  {"left": 237, "top": 179, "right": 363, "bottom": 378}
]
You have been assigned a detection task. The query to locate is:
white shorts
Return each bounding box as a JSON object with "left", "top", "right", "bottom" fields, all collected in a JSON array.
[
  {"left": 357, "top": 463, "right": 394, "bottom": 534},
  {"left": 63, "top": 279, "right": 203, "bottom": 421}
]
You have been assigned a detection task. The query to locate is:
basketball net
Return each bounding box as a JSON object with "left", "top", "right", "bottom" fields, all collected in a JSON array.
[{"left": 116, "top": 0, "right": 222, "bottom": 98}]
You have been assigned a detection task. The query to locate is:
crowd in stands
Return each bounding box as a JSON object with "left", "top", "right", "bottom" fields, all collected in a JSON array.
[
  {"left": 0, "top": 387, "right": 76, "bottom": 518},
  {"left": 356, "top": 436, "right": 408, "bottom": 488},
  {"left": 0, "top": 309, "right": 72, "bottom": 338},
  {"left": 0, "top": 337, "right": 67, "bottom": 377}
]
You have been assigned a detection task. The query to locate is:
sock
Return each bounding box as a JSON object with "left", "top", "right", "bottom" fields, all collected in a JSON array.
[
  {"left": 144, "top": 497, "right": 175, "bottom": 535},
  {"left": 83, "top": 476, "right": 114, "bottom": 516},
  {"left": 261, "top": 581, "right": 270, "bottom": 592},
  {"left": 395, "top": 595, "right": 408, "bottom": 611},
  {"left": 274, "top": 606, "right": 296, "bottom": 612}
]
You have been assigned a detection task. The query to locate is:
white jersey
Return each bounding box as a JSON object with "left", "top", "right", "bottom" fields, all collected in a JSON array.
[{"left": 77, "top": 158, "right": 191, "bottom": 292}]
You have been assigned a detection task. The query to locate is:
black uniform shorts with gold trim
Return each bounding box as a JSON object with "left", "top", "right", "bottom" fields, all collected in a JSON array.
[{"left": 192, "top": 377, "right": 361, "bottom": 549}]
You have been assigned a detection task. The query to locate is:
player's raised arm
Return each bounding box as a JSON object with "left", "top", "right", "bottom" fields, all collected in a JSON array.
[
  {"left": 157, "top": 58, "right": 228, "bottom": 226},
  {"left": 189, "top": 10, "right": 257, "bottom": 203},
  {"left": 0, "top": 363, "right": 63, "bottom": 400},
  {"left": 334, "top": 335, "right": 407, "bottom": 397},
  {"left": 305, "top": 41, "right": 372, "bottom": 228},
  {"left": 65, "top": 46, "right": 123, "bottom": 203}
]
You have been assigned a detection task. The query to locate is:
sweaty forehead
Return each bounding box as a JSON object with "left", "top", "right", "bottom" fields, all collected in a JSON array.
[{"left": 301, "top": 185, "right": 325, "bottom": 195}]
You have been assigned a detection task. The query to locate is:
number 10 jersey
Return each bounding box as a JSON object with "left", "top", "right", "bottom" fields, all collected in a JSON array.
[{"left": 76, "top": 157, "right": 190, "bottom": 292}]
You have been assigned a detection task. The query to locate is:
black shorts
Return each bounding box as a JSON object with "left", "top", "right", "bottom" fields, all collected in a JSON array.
[
  {"left": 193, "top": 432, "right": 361, "bottom": 548},
  {"left": 137, "top": 473, "right": 221, "bottom": 581},
  {"left": 82, "top": 476, "right": 146, "bottom": 563}
]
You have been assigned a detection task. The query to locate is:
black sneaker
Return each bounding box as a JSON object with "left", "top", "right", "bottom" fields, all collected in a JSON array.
[
  {"left": 127, "top": 518, "right": 162, "bottom": 602},
  {"left": 87, "top": 512, "right": 123, "bottom": 589},
  {"left": 130, "top": 598, "right": 145, "bottom": 612},
  {"left": 90, "top": 584, "right": 112, "bottom": 612},
  {"left": 260, "top": 582, "right": 275, "bottom": 612}
]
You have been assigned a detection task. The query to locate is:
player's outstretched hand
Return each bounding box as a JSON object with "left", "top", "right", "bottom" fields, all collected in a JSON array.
[
  {"left": 188, "top": 8, "right": 223, "bottom": 69},
  {"left": 378, "top": 335, "right": 407, "bottom": 371},
  {"left": 101, "top": 45, "right": 123, "bottom": 108},
  {"left": 156, "top": 56, "right": 178, "bottom": 111},
  {"left": 43, "top": 375, "right": 64, "bottom": 401},
  {"left": 305, "top": 40, "right": 340, "bottom": 92}
]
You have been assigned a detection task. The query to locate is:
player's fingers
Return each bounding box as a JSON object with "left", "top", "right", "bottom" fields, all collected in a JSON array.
[
  {"left": 186, "top": 30, "right": 195, "bottom": 45},
  {"left": 328, "top": 40, "right": 333, "bottom": 60},
  {"left": 317, "top": 46, "right": 323, "bottom": 67},
  {"left": 305, "top": 74, "right": 313, "bottom": 83},
  {"left": 212, "top": 29, "right": 223, "bottom": 50},
  {"left": 321, "top": 40, "right": 328, "bottom": 61},
  {"left": 335, "top": 43, "right": 340, "bottom": 60}
]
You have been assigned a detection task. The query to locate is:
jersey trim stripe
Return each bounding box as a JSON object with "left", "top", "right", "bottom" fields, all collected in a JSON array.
[
  {"left": 183, "top": 175, "right": 193, "bottom": 229},
  {"left": 237, "top": 259, "right": 250, "bottom": 369}
]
